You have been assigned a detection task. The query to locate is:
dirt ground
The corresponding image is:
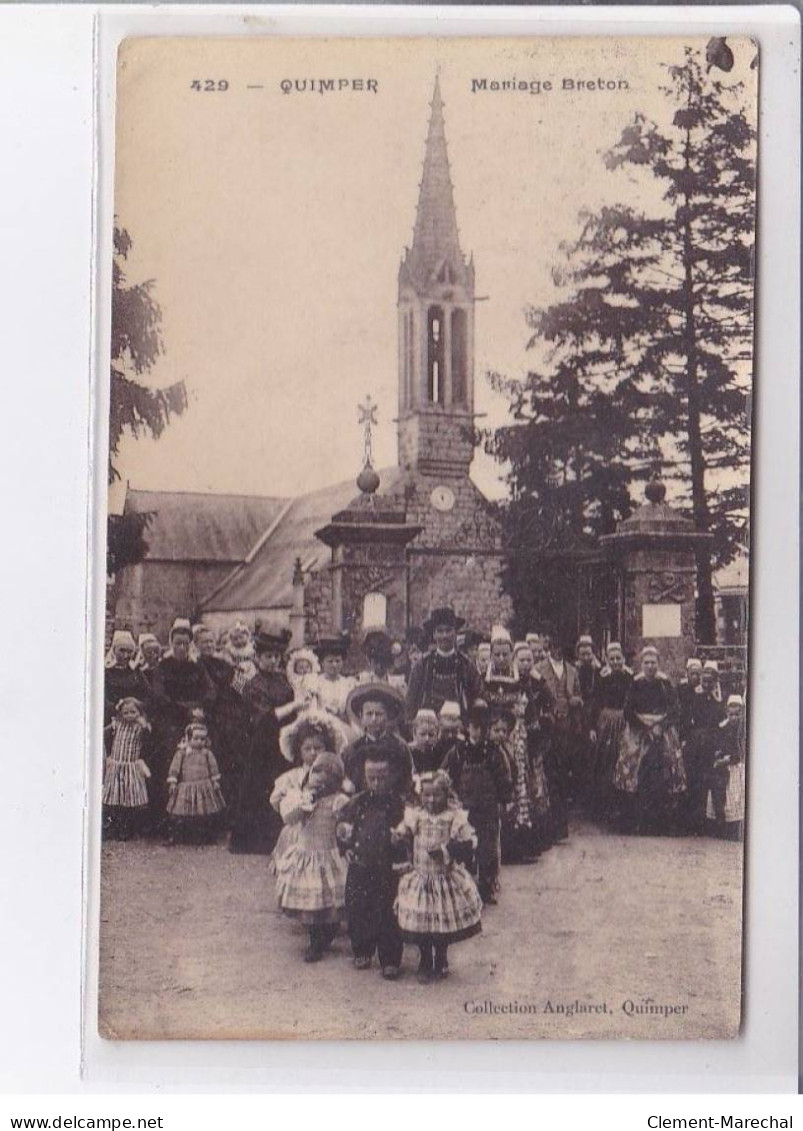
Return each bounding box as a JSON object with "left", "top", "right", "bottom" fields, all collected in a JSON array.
[{"left": 98, "top": 820, "right": 743, "bottom": 1041}]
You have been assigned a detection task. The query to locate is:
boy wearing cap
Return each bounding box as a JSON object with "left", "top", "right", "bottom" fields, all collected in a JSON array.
[{"left": 343, "top": 683, "right": 414, "bottom": 795}]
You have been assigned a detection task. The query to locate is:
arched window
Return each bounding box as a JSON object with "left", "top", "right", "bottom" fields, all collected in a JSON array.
[
  {"left": 403, "top": 310, "right": 414, "bottom": 408},
  {"left": 451, "top": 308, "right": 467, "bottom": 405},
  {"left": 362, "top": 592, "right": 387, "bottom": 630},
  {"left": 427, "top": 305, "right": 445, "bottom": 405}
]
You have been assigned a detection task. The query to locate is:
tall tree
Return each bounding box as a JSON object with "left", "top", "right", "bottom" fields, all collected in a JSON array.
[
  {"left": 490, "top": 47, "right": 756, "bottom": 642},
  {"left": 107, "top": 223, "right": 187, "bottom": 574}
]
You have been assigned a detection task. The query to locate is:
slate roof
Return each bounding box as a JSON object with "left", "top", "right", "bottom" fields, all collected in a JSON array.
[
  {"left": 200, "top": 469, "right": 400, "bottom": 613},
  {"left": 124, "top": 489, "right": 287, "bottom": 564}
]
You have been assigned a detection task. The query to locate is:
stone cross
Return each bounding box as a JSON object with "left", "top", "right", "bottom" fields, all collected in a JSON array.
[{"left": 358, "top": 395, "right": 378, "bottom": 467}]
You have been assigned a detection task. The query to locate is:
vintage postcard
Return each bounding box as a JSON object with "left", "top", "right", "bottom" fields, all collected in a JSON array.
[{"left": 99, "top": 34, "right": 756, "bottom": 1040}]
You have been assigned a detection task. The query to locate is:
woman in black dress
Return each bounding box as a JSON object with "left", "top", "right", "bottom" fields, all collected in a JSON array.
[
  {"left": 150, "top": 619, "right": 216, "bottom": 831},
  {"left": 229, "top": 629, "right": 305, "bottom": 854},
  {"left": 104, "top": 630, "right": 152, "bottom": 726},
  {"left": 590, "top": 642, "right": 632, "bottom": 821}
]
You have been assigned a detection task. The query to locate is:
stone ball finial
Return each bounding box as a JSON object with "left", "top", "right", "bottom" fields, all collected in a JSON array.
[
  {"left": 357, "top": 462, "right": 380, "bottom": 495},
  {"left": 645, "top": 477, "right": 667, "bottom": 504}
]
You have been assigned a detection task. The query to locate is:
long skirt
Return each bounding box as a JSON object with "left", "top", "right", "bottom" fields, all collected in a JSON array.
[
  {"left": 230, "top": 738, "right": 285, "bottom": 855},
  {"left": 274, "top": 845, "right": 347, "bottom": 925},
  {"left": 614, "top": 723, "right": 686, "bottom": 835},
  {"left": 707, "top": 762, "right": 745, "bottom": 825},
  {"left": 684, "top": 728, "right": 720, "bottom": 831},
  {"left": 613, "top": 723, "right": 686, "bottom": 796},
  {"left": 167, "top": 778, "right": 226, "bottom": 817},
  {"left": 591, "top": 707, "right": 625, "bottom": 818},
  {"left": 102, "top": 757, "right": 149, "bottom": 809},
  {"left": 541, "top": 734, "right": 569, "bottom": 842},
  {"left": 502, "top": 726, "right": 550, "bottom": 861},
  {"left": 395, "top": 863, "right": 483, "bottom": 943}
]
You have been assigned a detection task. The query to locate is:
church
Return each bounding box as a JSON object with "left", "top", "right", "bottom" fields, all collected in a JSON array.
[{"left": 199, "top": 77, "right": 512, "bottom": 643}]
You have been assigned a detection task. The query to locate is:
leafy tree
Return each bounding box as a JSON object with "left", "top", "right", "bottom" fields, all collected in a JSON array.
[
  {"left": 107, "top": 223, "right": 187, "bottom": 573},
  {"left": 489, "top": 48, "right": 756, "bottom": 642}
]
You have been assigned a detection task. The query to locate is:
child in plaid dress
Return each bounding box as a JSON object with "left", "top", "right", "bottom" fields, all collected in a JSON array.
[
  {"left": 393, "top": 771, "right": 482, "bottom": 982},
  {"left": 166, "top": 722, "right": 226, "bottom": 844},
  {"left": 102, "top": 697, "right": 152, "bottom": 840},
  {"left": 270, "top": 711, "right": 349, "bottom": 870},
  {"left": 273, "top": 751, "right": 349, "bottom": 962}
]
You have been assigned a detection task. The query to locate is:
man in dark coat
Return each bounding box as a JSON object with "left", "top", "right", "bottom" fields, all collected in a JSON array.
[
  {"left": 574, "top": 635, "right": 601, "bottom": 804},
  {"left": 536, "top": 640, "right": 583, "bottom": 837},
  {"left": 406, "top": 607, "right": 483, "bottom": 722}
]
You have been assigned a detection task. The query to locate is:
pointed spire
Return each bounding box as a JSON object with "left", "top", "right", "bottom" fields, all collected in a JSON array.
[{"left": 407, "top": 76, "right": 466, "bottom": 287}]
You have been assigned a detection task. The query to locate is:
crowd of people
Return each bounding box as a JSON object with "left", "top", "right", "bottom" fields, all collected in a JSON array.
[{"left": 102, "top": 606, "right": 746, "bottom": 979}]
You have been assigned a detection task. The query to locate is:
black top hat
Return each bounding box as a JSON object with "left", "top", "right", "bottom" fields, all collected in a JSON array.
[
  {"left": 254, "top": 629, "right": 292, "bottom": 655},
  {"left": 423, "top": 607, "right": 466, "bottom": 635},
  {"left": 346, "top": 681, "right": 406, "bottom": 725},
  {"left": 314, "top": 634, "right": 350, "bottom": 659}
]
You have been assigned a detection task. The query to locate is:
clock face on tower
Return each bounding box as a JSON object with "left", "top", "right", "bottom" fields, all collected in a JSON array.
[{"left": 430, "top": 485, "right": 456, "bottom": 512}]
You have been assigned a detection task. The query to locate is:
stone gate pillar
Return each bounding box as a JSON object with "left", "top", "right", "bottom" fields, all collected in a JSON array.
[
  {"left": 599, "top": 479, "right": 714, "bottom": 678},
  {"left": 314, "top": 464, "right": 422, "bottom": 644}
]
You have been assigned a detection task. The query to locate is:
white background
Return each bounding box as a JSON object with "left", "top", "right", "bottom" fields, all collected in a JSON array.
[{"left": 0, "top": 2, "right": 799, "bottom": 1106}]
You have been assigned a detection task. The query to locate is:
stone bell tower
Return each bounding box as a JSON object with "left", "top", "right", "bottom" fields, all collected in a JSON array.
[{"left": 397, "top": 76, "right": 476, "bottom": 478}]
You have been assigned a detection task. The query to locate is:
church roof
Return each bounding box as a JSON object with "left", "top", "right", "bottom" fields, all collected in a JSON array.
[
  {"left": 402, "top": 76, "right": 470, "bottom": 291},
  {"left": 123, "top": 488, "right": 286, "bottom": 563},
  {"left": 200, "top": 469, "right": 401, "bottom": 613}
]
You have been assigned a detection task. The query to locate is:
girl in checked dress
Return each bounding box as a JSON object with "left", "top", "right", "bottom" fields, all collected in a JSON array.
[
  {"left": 273, "top": 751, "right": 349, "bottom": 963},
  {"left": 393, "top": 770, "right": 482, "bottom": 982},
  {"left": 165, "top": 722, "right": 226, "bottom": 844},
  {"left": 102, "top": 697, "right": 152, "bottom": 840}
]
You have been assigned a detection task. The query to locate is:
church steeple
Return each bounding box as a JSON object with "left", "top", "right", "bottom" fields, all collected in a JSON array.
[
  {"left": 397, "top": 76, "right": 476, "bottom": 478},
  {"left": 406, "top": 76, "right": 468, "bottom": 291}
]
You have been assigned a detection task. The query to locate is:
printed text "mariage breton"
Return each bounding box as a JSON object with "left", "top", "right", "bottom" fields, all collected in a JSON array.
[{"left": 471, "top": 77, "right": 630, "bottom": 94}]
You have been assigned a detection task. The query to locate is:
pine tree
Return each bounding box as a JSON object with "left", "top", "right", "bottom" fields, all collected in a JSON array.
[
  {"left": 490, "top": 47, "right": 756, "bottom": 642},
  {"left": 107, "top": 223, "right": 188, "bottom": 574}
]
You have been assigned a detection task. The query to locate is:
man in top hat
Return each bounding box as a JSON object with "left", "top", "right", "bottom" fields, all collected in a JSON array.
[
  {"left": 406, "top": 606, "right": 483, "bottom": 722},
  {"left": 343, "top": 682, "right": 413, "bottom": 795}
]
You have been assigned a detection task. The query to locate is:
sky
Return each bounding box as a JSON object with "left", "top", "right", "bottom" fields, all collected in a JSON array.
[{"left": 109, "top": 34, "right": 756, "bottom": 513}]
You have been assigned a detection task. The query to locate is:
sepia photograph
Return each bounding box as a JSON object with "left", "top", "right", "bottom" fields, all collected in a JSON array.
[{"left": 99, "top": 34, "right": 757, "bottom": 1041}]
